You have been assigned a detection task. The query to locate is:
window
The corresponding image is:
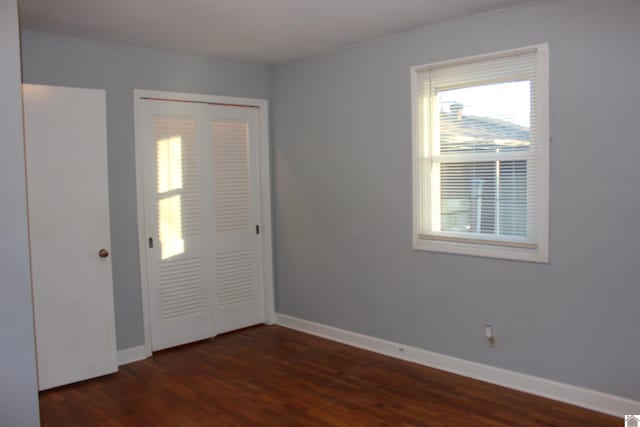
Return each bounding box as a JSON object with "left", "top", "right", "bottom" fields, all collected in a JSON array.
[{"left": 412, "top": 45, "right": 549, "bottom": 262}]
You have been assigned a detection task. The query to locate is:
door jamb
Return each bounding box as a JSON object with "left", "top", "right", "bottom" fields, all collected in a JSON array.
[{"left": 133, "top": 89, "right": 275, "bottom": 357}]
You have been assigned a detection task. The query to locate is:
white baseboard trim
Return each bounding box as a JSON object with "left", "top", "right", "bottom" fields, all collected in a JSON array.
[
  {"left": 276, "top": 313, "right": 638, "bottom": 418},
  {"left": 117, "top": 345, "right": 149, "bottom": 366}
]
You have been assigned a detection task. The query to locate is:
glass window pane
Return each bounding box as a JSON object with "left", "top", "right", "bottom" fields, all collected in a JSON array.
[
  {"left": 440, "top": 161, "right": 527, "bottom": 238},
  {"left": 437, "top": 81, "right": 531, "bottom": 154},
  {"left": 440, "top": 162, "right": 496, "bottom": 234},
  {"left": 499, "top": 160, "right": 527, "bottom": 237}
]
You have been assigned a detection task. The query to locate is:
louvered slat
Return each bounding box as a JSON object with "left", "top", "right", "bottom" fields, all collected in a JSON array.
[
  {"left": 212, "top": 121, "right": 252, "bottom": 233},
  {"left": 217, "top": 250, "right": 254, "bottom": 308},
  {"left": 159, "top": 258, "right": 205, "bottom": 320}
]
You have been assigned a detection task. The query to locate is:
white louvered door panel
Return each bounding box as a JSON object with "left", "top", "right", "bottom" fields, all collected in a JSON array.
[
  {"left": 141, "top": 100, "right": 217, "bottom": 351},
  {"left": 210, "top": 106, "right": 265, "bottom": 334}
]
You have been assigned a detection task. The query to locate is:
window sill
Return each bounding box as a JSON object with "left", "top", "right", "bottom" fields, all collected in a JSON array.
[{"left": 413, "top": 237, "right": 548, "bottom": 263}]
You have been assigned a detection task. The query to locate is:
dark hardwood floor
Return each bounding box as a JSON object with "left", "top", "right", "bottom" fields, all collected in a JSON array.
[{"left": 39, "top": 325, "right": 619, "bottom": 426}]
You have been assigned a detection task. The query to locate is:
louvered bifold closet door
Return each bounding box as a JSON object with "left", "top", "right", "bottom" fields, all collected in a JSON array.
[
  {"left": 142, "top": 101, "right": 217, "bottom": 351},
  {"left": 210, "top": 105, "right": 265, "bottom": 334}
]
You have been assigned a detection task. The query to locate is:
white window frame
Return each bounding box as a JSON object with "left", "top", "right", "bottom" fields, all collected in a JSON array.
[{"left": 411, "top": 44, "right": 549, "bottom": 263}]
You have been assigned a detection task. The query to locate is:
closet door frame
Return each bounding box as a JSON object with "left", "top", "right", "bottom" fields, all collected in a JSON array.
[{"left": 133, "top": 89, "right": 275, "bottom": 357}]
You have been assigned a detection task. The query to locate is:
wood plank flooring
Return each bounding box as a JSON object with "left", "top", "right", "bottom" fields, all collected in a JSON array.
[{"left": 39, "top": 325, "right": 619, "bottom": 426}]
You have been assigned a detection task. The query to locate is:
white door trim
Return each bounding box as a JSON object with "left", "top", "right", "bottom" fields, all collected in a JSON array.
[{"left": 133, "top": 89, "right": 275, "bottom": 357}]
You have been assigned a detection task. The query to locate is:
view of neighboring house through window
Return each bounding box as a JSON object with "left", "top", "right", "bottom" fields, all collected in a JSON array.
[
  {"left": 438, "top": 81, "right": 529, "bottom": 237},
  {"left": 412, "top": 45, "right": 549, "bottom": 262}
]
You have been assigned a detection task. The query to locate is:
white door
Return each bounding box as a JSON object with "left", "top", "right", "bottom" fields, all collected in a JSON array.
[
  {"left": 140, "top": 101, "right": 217, "bottom": 351},
  {"left": 23, "top": 84, "right": 118, "bottom": 390},
  {"left": 139, "top": 99, "right": 265, "bottom": 350},
  {"left": 210, "top": 106, "right": 264, "bottom": 334}
]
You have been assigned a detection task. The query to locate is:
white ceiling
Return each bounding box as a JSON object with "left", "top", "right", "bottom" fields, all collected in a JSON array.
[{"left": 18, "top": 0, "right": 533, "bottom": 63}]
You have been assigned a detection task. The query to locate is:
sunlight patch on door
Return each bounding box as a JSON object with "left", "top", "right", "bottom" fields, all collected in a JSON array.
[
  {"left": 158, "top": 194, "right": 184, "bottom": 259},
  {"left": 157, "top": 136, "right": 185, "bottom": 260},
  {"left": 157, "top": 136, "right": 183, "bottom": 192}
]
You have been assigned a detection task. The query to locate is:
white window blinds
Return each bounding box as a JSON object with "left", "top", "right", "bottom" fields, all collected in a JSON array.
[{"left": 413, "top": 45, "right": 549, "bottom": 262}]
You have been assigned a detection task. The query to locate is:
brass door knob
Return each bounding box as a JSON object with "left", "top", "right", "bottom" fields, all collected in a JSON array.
[{"left": 98, "top": 249, "right": 110, "bottom": 258}]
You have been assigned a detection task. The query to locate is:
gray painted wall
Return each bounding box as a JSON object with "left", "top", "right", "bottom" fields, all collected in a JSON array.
[
  {"left": 0, "top": 1, "right": 40, "bottom": 426},
  {"left": 21, "top": 31, "right": 271, "bottom": 350},
  {"left": 272, "top": 0, "right": 640, "bottom": 399}
]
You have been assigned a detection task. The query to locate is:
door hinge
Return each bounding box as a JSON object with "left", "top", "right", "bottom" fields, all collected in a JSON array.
[
  {"left": 148, "top": 237, "right": 154, "bottom": 248},
  {"left": 256, "top": 225, "right": 260, "bottom": 235}
]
